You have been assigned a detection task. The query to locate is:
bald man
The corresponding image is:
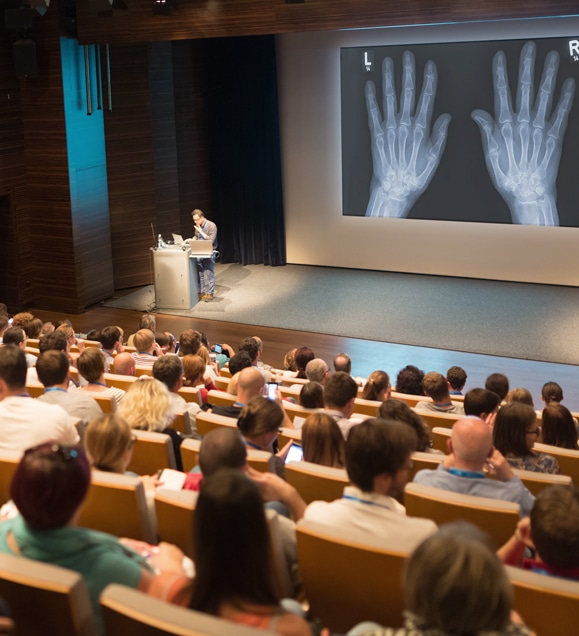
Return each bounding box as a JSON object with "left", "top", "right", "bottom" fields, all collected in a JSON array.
[{"left": 413, "top": 416, "right": 535, "bottom": 517}]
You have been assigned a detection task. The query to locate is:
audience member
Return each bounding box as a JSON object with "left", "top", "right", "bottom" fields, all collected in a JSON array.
[
  {"left": 153, "top": 354, "right": 201, "bottom": 438},
  {"left": 117, "top": 377, "right": 184, "bottom": 471},
  {"left": 361, "top": 370, "right": 390, "bottom": 402},
  {"left": 0, "top": 316, "right": 9, "bottom": 344},
  {"left": 36, "top": 350, "right": 103, "bottom": 422},
  {"left": 541, "top": 381, "right": 564, "bottom": 405},
  {"left": 506, "top": 388, "right": 534, "bottom": 407},
  {"left": 251, "top": 335, "right": 273, "bottom": 373},
  {"left": 181, "top": 354, "right": 216, "bottom": 404},
  {"left": 282, "top": 348, "right": 298, "bottom": 376},
  {"left": 0, "top": 443, "right": 189, "bottom": 634},
  {"left": 541, "top": 403, "right": 579, "bottom": 450},
  {"left": 294, "top": 347, "right": 315, "bottom": 379},
  {"left": 132, "top": 329, "right": 162, "bottom": 367},
  {"left": 84, "top": 414, "right": 137, "bottom": 474},
  {"left": 237, "top": 397, "right": 291, "bottom": 477},
  {"left": 111, "top": 351, "right": 136, "bottom": 376},
  {"left": 187, "top": 470, "right": 310, "bottom": 634},
  {"left": 395, "top": 365, "right": 425, "bottom": 396},
  {"left": 10, "top": 312, "right": 34, "bottom": 331},
  {"left": 177, "top": 329, "right": 202, "bottom": 357},
  {"left": 493, "top": 402, "right": 560, "bottom": 474},
  {"left": 350, "top": 522, "right": 533, "bottom": 636},
  {"left": 378, "top": 399, "right": 432, "bottom": 452},
  {"left": 2, "top": 327, "right": 37, "bottom": 368},
  {"left": 299, "top": 382, "right": 324, "bottom": 409},
  {"left": 24, "top": 317, "right": 43, "bottom": 339},
  {"left": 485, "top": 373, "right": 510, "bottom": 402},
  {"left": 305, "top": 358, "right": 330, "bottom": 385},
  {"left": 323, "top": 371, "right": 365, "bottom": 438},
  {"left": 446, "top": 365, "right": 467, "bottom": 395},
  {"left": 414, "top": 372, "right": 464, "bottom": 415},
  {"left": 55, "top": 324, "right": 85, "bottom": 360},
  {"left": 77, "top": 348, "right": 125, "bottom": 409},
  {"left": 98, "top": 326, "right": 124, "bottom": 371},
  {"left": 228, "top": 351, "right": 253, "bottom": 376},
  {"left": 304, "top": 419, "right": 437, "bottom": 545},
  {"left": 499, "top": 485, "right": 579, "bottom": 583},
  {"left": 302, "top": 413, "right": 345, "bottom": 468},
  {"left": 334, "top": 352, "right": 352, "bottom": 374},
  {"left": 0, "top": 345, "right": 79, "bottom": 451},
  {"left": 413, "top": 417, "right": 535, "bottom": 516},
  {"left": 40, "top": 321, "right": 55, "bottom": 336},
  {"left": 127, "top": 313, "right": 156, "bottom": 346},
  {"left": 463, "top": 388, "right": 501, "bottom": 427}
]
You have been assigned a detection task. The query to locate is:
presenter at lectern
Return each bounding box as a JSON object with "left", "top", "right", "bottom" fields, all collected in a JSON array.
[{"left": 191, "top": 209, "right": 218, "bottom": 302}]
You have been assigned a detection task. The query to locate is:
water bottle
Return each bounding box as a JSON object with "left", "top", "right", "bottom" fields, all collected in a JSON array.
[{"left": 157, "top": 234, "right": 163, "bottom": 248}]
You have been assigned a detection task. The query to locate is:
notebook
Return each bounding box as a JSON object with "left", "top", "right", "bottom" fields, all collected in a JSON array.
[{"left": 189, "top": 239, "right": 214, "bottom": 255}]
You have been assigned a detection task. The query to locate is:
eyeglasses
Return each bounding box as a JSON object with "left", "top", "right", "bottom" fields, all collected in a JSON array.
[{"left": 527, "top": 426, "right": 542, "bottom": 437}]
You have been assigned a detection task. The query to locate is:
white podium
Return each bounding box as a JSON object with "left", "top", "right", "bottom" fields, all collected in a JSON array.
[{"left": 152, "top": 246, "right": 198, "bottom": 310}]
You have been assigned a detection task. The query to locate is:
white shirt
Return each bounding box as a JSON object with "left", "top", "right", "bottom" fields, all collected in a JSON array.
[
  {"left": 324, "top": 409, "right": 366, "bottom": 439},
  {"left": 167, "top": 392, "right": 201, "bottom": 438},
  {"left": 304, "top": 485, "right": 437, "bottom": 551},
  {"left": 0, "top": 396, "right": 80, "bottom": 451}
]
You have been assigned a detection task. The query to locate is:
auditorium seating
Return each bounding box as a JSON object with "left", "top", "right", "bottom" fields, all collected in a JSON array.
[
  {"left": 196, "top": 412, "right": 238, "bottom": 437},
  {"left": 0, "top": 449, "right": 23, "bottom": 505},
  {"left": 171, "top": 412, "right": 192, "bottom": 436},
  {"left": 533, "top": 442, "right": 579, "bottom": 484},
  {"left": 408, "top": 451, "right": 445, "bottom": 481},
  {"left": 213, "top": 376, "right": 231, "bottom": 391},
  {"left": 206, "top": 389, "right": 235, "bottom": 407},
  {"left": 509, "top": 469, "right": 572, "bottom": 496},
  {"left": 413, "top": 410, "right": 460, "bottom": 430},
  {"left": 92, "top": 394, "right": 115, "bottom": 413},
  {"left": 155, "top": 488, "right": 198, "bottom": 559},
  {"left": 0, "top": 552, "right": 98, "bottom": 636},
  {"left": 296, "top": 520, "right": 408, "bottom": 633},
  {"left": 126, "top": 429, "right": 178, "bottom": 475},
  {"left": 277, "top": 427, "right": 302, "bottom": 448},
  {"left": 404, "top": 482, "right": 519, "bottom": 548},
  {"left": 507, "top": 564, "right": 579, "bottom": 636},
  {"left": 177, "top": 386, "right": 203, "bottom": 405},
  {"left": 431, "top": 426, "right": 451, "bottom": 453},
  {"left": 180, "top": 437, "right": 275, "bottom": 473},
  {"left": 100, "top": 584, "right": 264, "bottom": 636},
  {"left": 352, "top": 397, "right": 381, "bottom": 417},
  {"left": 78, "top": 470, "right": 156, "bottom": 544},
  {"left": 103, "top": 372, "right": 138, "bottom": 392},
  {"left": 285, "top": 460, "right": 349, "bottom": 504}
]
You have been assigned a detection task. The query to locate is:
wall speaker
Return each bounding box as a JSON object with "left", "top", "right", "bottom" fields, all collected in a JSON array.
[{"left": 13, "top": 39, "right": 38, "bottom": 78}]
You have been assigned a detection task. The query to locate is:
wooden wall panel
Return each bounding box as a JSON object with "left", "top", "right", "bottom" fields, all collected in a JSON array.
[{"left": 75, "top": 0, "right": 579, "bottom": 44}]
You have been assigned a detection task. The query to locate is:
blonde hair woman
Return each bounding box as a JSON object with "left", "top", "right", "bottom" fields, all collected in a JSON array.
[
  {"left": 84, "top": 414, "right": 136, "bottom": 474},
  {"left": 181, "top": 354, "right": 217, "bottom": 404},
  {"left": 117, "top": 378, "right": 184, "bottom": 470}
]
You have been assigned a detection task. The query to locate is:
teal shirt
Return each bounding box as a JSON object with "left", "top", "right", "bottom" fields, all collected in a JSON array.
[{"left": 0, "top": 515, "right": 151, "bottom": 634}]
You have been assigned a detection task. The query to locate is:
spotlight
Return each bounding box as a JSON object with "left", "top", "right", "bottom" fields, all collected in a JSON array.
[{"left": 152, "top": 0, "right": 175, "bottom": 15}]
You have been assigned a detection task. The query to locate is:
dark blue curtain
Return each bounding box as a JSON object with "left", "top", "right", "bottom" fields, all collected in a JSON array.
[{"left": 203, "top": 35, "right": 286, "bottom": 266}]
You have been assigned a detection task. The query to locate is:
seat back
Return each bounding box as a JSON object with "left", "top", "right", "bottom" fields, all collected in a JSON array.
[
  {"left": 103, "top": 373, "right": 138, "bottom": 392},
  {"left": 0, "top": 450, "right": 22, "bottom": 505},
  {"left": 79, "top": 470, "right": 156, "bottom": 544},
  {"left": 206, "top": 390, "right": 236, "bottom": 407},
  {"left": 285, "top": 460, "right": 349, "bottom": 504},
  {"left": 212, "top": 377, "right": 231, "bottom": 391},
  {"left": 0, "top": 552, "right": 98, "bottom": 636},
  {"left": 409, "top": 451, "right": 445, "bottom": 481},
  {"left": 533, "top": 442, "right": 579, "bottom": 484},
  {"left": 277, "top": 427, "right": 302, "bottom": 449},
  {"left": 26, "top": 383, "right": 44, "bottom": 398},
  {"left": 296, "top": 520, "right": 408, "bottom": 633},
  {"left": 177, "top": 387, "right": 203, "bottom": 406},
  {"left": 404, "top": 482, "right": 519, "bottom": 548},
  {"left": 413, "top": 410, "right": 460, "bottom": 430},
  {"left": 126, "top": 429, "right": 177, "bottom": 475},
  {"left": 508, "top": 469, "right": 572, "bottom": 497},
  {"left": 154, "top": 489, "right": 198, "bottom": 559},
  {"left": 100, "top": 584, "right": 264, "bottom": 636},
  {"left": 171, "top": 412, "right": 192, "bottom": 436},
  {"left": 352, "top": 397, "right": 381, "bottom": 417},
  {"left": 430, "top": 426, "right": 452, "bottom": 453},
  {"left": 180, "top": 438, "right": 274, "bottom": 474},
  {"left": 92, "top": 395, "right": 115, "bottom": 413},
  {"left": 196, "top": 412, "right": 238, "bottom": 437},
  {"left": 281, "top": 402, "right": 320, "bottom": 423},
  {"left": 506, "top": 565, "right": 579, "bottom": 636}
]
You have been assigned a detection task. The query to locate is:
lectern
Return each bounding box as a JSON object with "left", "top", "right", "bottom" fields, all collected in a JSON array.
[{"left": 152, "top": 246, "right": 198, "bottom": 310}]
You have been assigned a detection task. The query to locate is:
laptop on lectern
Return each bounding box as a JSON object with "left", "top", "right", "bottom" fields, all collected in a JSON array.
[{"left": 188, "top": 240, "right": 214, "bottom": 256}]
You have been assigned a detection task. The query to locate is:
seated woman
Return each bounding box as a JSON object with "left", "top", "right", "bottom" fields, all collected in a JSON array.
[
  {"left": 361, "top": 371, "right": 391, "bottom": 402},
  {"left": 394, "top": 365, "right": 425, "bottom": 396},
  {"left": 238, "top": 397, "right": 291, "bottom": 478},
  {"left": 294, "top": 347, "right": 315, "bottom": 380},
  {"left": 301, "top": 413, "right": 345, "bottom": 468},
  {"left": 84, "top": 413, "right": 136, "bottom": 474},
  {"left": 117, "top": 377, "right": 184, "bottom": 471},
  {"left": 348, "top": 522, "right": 532, "bottom": 636},
  {"left": 493, "top": 402, "right": 560, "bottom": 474},
  {"left": 188, "top": 470, "right": 310, "bottom": 635},
  {"left": 181, "top": 354, "right": 217, "bottom": 404},
  {"left": 541, "top": 381, "right": 579, "bottom": 435},
  {"left": 378, "top": 399, "right": 433, "bottom": 453},
  {"left": 541, "top": 403, "right": 579, "bottom": 450},
  {"left": 77, "top": 347, "right": 125, "bottom": 409},
  {"left": 0, "top": 443, "right": 189, "bottom": 635}
]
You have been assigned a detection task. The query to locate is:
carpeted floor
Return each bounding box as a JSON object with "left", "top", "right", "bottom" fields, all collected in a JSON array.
[{"left": 103, "top": 263, "right": 579, "bottom": 366}]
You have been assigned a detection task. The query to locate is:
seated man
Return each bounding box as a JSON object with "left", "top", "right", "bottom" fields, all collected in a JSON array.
[
  {"left": 304, "top": 418, "right": 437, "bottom": 547},
  {"left": 211, "top": 366, "right": 265, "bottom": 418},
  {"left": 323, "top": 371, "right": 365, "bottom": 438},
  {"left": 0, "top": 345, "right": 79, "bottom": 451},
  {"left": 36, "top": 350, "right": 103, "bottom": 422},
  {"left": 485, "top": 372, "right": 510, "bottom": 403},
  {"left": 153, "top": 354, "right": 201, "bottom": 438},
  {"left": 414, "top": 371, "right": 465, "bottom": 415},
  {"left": 305, "top": 359, "right": 330, "bottom": 385},
  {"left": 413, "top": 417, "right": 535, "bottom": 517},
  {"left": 464, "top": 388, "right": 501, "bottom": 427},
  {"left": 239, "top": 336, "right": 271, "bottom": 382},
  {"left": 446, "top": 365, "right": 467, "bottom": 395},
  {"left": 111, "top": 351, "right": 136, "bottom": 376},
  {"left": 499, "top": 484, "right": 579, "bottom": 581},
  {"left": 98, "top": 326, "right": 124, "bottom": 372}
]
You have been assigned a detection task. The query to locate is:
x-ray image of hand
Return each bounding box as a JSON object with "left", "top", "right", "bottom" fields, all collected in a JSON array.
[
  {"left": 472, "top": 41, "right": 575, "bottom": 226},
  {"left": 365, "top": 51, "right": 451, "bottom": 218}
]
